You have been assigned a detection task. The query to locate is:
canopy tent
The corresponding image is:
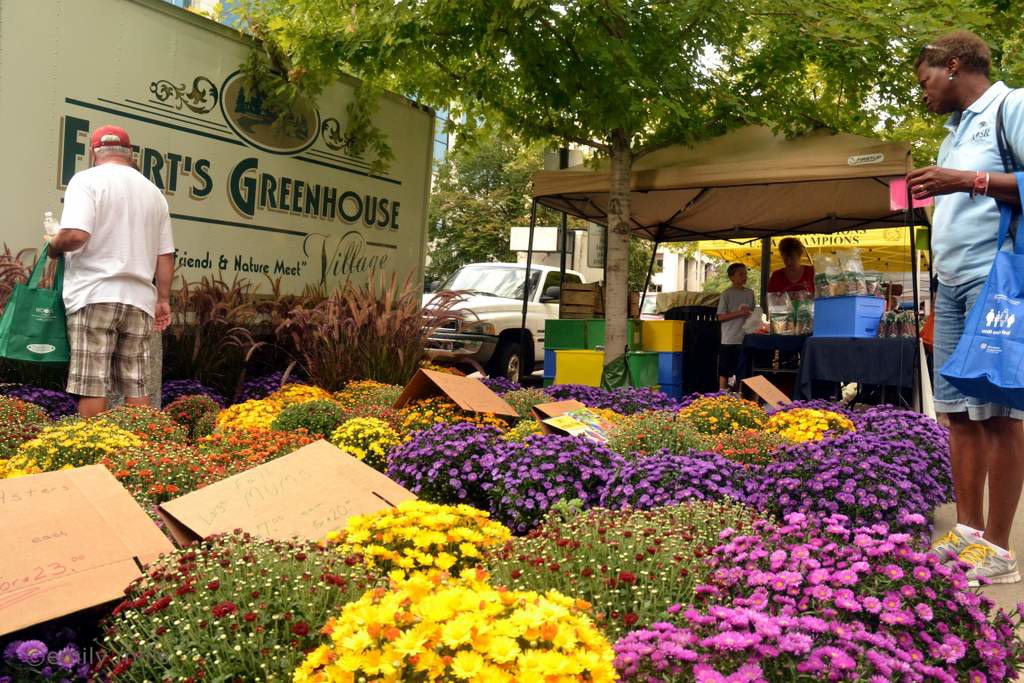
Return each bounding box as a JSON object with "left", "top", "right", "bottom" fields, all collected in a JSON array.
[
  {"left": 521, "top": 125, "right": 927, "bottom": 406},
  {"left": 699, "top": 228, "right": 930, "bottom": 272},
  {"left": 531, "top": 126, "right": 913, "bottom": 241}
]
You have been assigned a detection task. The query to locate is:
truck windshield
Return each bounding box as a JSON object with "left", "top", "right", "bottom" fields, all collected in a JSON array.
[{"left": 442, "top": 266, "right": 541, "bottom": 299}]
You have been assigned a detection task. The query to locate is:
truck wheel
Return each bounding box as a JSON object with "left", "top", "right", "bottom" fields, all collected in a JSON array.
[{"left": 490, "top": 341, "right": 523, "bottom": 383}]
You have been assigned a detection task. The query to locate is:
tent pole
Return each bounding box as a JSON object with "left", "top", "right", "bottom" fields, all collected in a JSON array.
[
  {"left": 520, "top": 200, "right": 538, "bottom": 378},
  {"left": 559, "top": 211, "right": 569, "bottom": 289},
  {"left": 641, "top": 227, "right": 665, "bottom": 313},
  {"left": 759, "top": 238, "right": 771, "bottom": 310},
  {"left": 558, "top": 147, "right": 570, "bottom": 289}
]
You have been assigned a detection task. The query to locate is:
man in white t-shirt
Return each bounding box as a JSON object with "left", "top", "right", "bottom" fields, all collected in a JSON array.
[{"left": 45, "top": 125, "right": 174, "bottom": 417}]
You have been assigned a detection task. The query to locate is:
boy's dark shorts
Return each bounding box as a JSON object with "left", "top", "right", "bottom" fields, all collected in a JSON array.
[{"left": 718, "top": 343, "right": 742, "bottom": 378}]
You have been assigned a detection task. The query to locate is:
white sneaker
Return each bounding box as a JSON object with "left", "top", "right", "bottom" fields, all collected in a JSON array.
[
  {"left": 960, "top": 543, "right": 1021, "bottom": 586},
  {"left": 930, "top": 527, "right": 977, "bottom": 562}
]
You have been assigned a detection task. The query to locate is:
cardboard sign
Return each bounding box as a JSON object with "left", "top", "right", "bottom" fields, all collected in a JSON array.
[
  {"left": 0, "top": 465, "right": 174, "bottom": 636},
  {"left": 158, "top": 440, "right": 416, "bottom": 545},
  {"left": 393, "top": 369, "right": 518, "bottom": 418},
  {"left": 741, "top": 375, "right": 792, "bottom": 408}
]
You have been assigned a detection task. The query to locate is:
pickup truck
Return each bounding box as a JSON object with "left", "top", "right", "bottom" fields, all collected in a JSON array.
[{"left": 424, "top": 263, "right": 585, "bottom": 382}]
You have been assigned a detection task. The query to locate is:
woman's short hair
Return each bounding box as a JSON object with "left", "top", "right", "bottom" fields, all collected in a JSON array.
[
  {"left": 915, "top": 30, "right": 991, "bottom": 77},
  {"left": 778, "top": 237, "right": 805, "bottom": 259}
]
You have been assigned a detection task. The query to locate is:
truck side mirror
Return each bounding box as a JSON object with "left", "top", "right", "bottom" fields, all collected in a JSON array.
[
  {"left": 426, "top": 280, "right": 442, "bottom": 293},
  {"left": 541, "top": 286, "right": 560, "bottom": 303}
]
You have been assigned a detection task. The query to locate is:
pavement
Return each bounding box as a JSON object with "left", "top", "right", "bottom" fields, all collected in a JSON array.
[{"left": 933, "top": 499, "right": 1024, "bottom": 613}]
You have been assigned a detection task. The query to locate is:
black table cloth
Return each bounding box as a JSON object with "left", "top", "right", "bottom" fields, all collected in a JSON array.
[
  {"left": 735, "top": 334, "right": 810, "bottom": 381},
  {"left": 796, "top": 336, "right": 917, "bottom": 400}
]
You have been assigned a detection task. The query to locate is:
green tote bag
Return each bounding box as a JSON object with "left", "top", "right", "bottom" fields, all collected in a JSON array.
[{"left": 0, "top": 245, "right": 70, "bottom": 364}]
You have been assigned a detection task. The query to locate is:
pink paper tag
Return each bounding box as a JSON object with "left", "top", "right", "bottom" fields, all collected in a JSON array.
[{"left": 890, "top": 178, "right": 933, "bottom": 210}]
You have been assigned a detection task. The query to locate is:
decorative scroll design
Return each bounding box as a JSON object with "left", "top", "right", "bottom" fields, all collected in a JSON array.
[
  {"left": 149, "top": 76, "right": 219, "bottom": 114},
  {"left": 321, "top": 117, "right": 353, "bottom": 153}
]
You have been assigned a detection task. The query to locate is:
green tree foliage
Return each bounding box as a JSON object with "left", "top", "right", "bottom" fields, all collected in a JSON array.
[
  {"left": 427, "top": 133, "right": 541, "bottom": 281},
  {"left": 703, "top": 260, "right": 762, "bottom": 295},
  {"left": 233, "top": 0, "right": 1015, "bottom": 360}
]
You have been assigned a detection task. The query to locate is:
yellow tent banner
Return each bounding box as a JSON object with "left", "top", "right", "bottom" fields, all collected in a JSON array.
[{"left": 698, "top": 228, "right": 928, "bottom": 272}]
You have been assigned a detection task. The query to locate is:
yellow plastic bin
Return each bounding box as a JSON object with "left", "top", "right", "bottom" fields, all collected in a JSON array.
[
  {"left": 641, "top": 320, "right": 684, "bottom": 352},
  {"left": 554, "top": 349, "right": 604, "bottom": 387}
]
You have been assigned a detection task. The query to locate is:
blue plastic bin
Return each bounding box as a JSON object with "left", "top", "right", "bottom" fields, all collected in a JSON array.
[
  {"left": 657, "top": 352, "right": 684, "bottom": 385},
  {"left": 544, "top": 349, "right": 557, "bottom": 379},
  {"left": 813, "top": 296, "right": 885, "bottom": 338}
]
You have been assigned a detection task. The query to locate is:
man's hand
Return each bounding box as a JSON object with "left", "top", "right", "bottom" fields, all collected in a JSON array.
[
  {"left": 154, "top": 301, "right": 171, "bottom": 332},
  {"left": 906, "top": 166, "right": 972, "bottom": 201},
  {"left": 738, "top": 305, "right": 752, "bottom": 317}
]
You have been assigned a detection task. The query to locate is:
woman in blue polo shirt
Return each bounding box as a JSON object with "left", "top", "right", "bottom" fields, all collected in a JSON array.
[{"left": 907, "top": 30, "right": 1024, "bottom": 586}]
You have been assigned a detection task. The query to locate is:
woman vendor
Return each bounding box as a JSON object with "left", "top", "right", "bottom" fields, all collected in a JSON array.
[{"left": 766, "top": 237, "right": 815, "bottom": 296}]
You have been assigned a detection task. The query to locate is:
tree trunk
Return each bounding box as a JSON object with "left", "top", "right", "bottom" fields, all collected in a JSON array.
[{"left": 604, "top": 129, "right": 632, "bottom": 367}]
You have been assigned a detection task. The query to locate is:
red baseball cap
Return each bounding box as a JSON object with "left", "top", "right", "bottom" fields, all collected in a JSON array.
[{"left": 90, "top": 125, "right": 131, "bottom": 150}]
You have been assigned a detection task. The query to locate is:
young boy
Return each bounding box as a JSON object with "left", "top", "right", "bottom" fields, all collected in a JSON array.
[{"left": 716, "top": 263, "right": 756, "bottom": 391}]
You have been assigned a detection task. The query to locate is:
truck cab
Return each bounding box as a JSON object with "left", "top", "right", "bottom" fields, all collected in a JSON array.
[{"left": 424, "top": 263, "right": 585, "bottom": 382}]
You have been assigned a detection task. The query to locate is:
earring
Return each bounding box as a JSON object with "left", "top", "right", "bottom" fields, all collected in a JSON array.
[{"left": 948, "top": 73, "right": 956, "bottom": 80}]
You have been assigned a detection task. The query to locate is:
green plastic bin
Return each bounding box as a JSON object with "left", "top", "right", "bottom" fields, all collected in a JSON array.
[
  {"left": 545, "top": 319, "right": 587, "bottom": 349},
  {"left": 626, "top": 351, "right": 660, "bottom": 387},
  {"left": 584, "top": 319, "right": 642, "bottom": 349}
]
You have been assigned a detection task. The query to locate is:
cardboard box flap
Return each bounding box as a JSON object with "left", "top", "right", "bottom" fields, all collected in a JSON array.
[
  {"left": 741, "top": 375, "right": 792, "bottom": 408},
  {"left": 0, "top": 465, "right": 175, "bottom": 636},
  {"left": 393, "top": 369, "right": 518, "bottom": 417},
  {"left": 531, "top": 400, "right": 587, "bottom": 422},
  {"left": 159, "top": 440, "right": 416, "bottom": 544}
]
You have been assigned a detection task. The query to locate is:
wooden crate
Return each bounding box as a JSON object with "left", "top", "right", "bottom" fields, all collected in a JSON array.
[{"left": 559, "top": 282, "right": 639, "bottom": 319}]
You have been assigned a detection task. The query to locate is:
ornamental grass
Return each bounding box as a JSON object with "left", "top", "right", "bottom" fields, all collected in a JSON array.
[
  {"left": 329, "top": 417, "right": 401, "bottom": 472},
  {"left": 486, "top": 501, "right": 758, "bottom": 640},
  {"left": 293, "top": 569, "right": 617, "bottom": 683},
  {"left": 657, "top": 512, "right": 1024, "bottom": 682},
  {"left": 96, "top": 405, "right": 188, "bottom": 445},
  {"left": 605, "top": 410, "right": 708, "bottom": 458},
  {"left": 98, "top": 531, "right": 376, "bottom": 681},
  {"left": 271, "top": 400, "right": 346, "bottom": 438},
  {"left": 677, "top": 395, "right": 766, "bottom": 435},
  {"left": 324, "top": 501, "right": 511, "bottom": 577},
  {"left": 16, "top": 420, "right": 143, "bottom": 471},
  {"left": 0, "top": 395, "right": 50, "bottom": 457},
  {"left": 765, "top": 407, "right": 856, "bottom": 442}
]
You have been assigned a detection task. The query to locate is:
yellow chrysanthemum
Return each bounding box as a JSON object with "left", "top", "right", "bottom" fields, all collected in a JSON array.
[
  {"left": 765, "top": 408, "right": 855, "bottom": 443},
  {"left": 293, "top": 570, "right": 616, "bottom": 683},
  {"left": 325, "top": 501, "right": 511, "bottom": 577}
]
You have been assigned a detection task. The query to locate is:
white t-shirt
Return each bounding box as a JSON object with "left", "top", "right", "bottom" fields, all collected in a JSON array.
[{"left": 59, "top": 163, "right": 174, "bottom": 316}]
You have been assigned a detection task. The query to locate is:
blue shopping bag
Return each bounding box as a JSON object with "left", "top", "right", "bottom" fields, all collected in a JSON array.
[{"left": 939, "top": 171, "right": 1024, "bottom": 409}]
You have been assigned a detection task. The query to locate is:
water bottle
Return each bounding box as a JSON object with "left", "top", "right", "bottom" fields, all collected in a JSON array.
[{"left": 43, "top": 211, "right": 59, "bottom": 240}]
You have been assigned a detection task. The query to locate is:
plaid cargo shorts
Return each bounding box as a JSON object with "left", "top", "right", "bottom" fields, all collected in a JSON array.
[{"left": 66, "top": 302, "right": 153, "bottom": 398}]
